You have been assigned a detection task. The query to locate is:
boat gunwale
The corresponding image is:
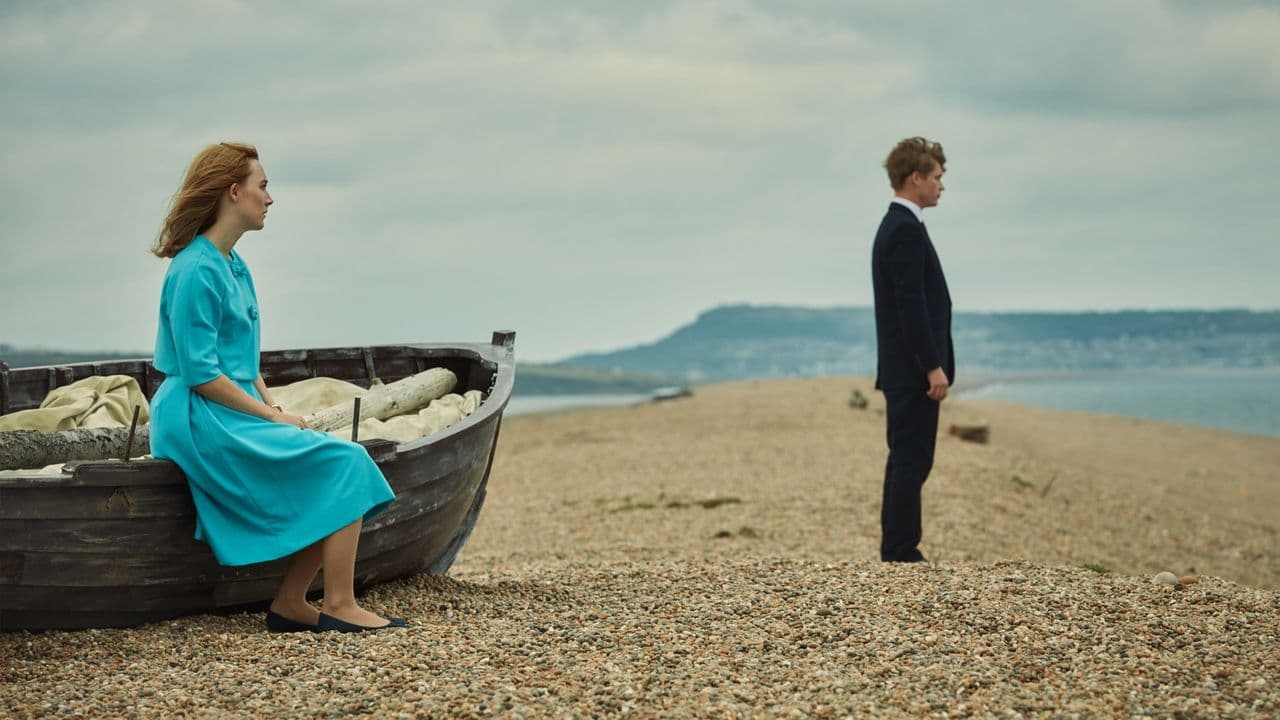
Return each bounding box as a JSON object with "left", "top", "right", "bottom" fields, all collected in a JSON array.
[{"left": 0, "top": 336, "right": 515, "bottom": 487}]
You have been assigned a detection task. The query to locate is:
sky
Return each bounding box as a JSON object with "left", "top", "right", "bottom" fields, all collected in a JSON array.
[{"left": 2, "top": 1, "right": 1278, "bottom": 362}]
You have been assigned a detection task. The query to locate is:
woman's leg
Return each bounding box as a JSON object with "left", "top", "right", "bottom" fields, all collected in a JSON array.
[
  {"left": 269, "top": 540, "right": 323, "bottom": 624},
  {"left": 319, "top": 518, "right": 390, "bottom": 627}
]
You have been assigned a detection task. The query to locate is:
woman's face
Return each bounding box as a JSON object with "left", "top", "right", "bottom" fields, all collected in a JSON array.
[{"left": 232, "top": 159, "right": 273, "bottom": 231}]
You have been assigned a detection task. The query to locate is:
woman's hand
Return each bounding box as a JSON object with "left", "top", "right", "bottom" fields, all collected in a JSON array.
[{"left": 271, "top": 408, "right": 309, "bottom": 429}]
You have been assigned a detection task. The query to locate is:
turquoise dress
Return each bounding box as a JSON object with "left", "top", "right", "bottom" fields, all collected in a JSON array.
[{"left": 150, "top": 235, "right": 394, "bottom": 566}]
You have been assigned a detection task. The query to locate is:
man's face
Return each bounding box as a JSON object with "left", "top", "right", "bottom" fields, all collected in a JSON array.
[{"left": 914, "top": 164, "right": 945, "bottom": 208}]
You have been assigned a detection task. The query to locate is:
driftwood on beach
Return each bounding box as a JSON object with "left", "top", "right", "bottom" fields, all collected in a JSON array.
[
  {"left": 0, "top": 366, "right": 460, "bottom": 471},
  {"left": 949, "top": 423, "right": 990, "bottom": 444}
]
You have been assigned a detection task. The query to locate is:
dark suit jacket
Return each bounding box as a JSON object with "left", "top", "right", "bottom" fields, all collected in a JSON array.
[{"left": 871, "top": 202, "right": 955, "bottom": 391}]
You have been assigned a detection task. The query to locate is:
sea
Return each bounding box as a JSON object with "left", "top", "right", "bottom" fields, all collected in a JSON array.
[
  {"left": 505, "top": 393, "right": 652, "bottom": 417},
  {"left": 958, "top": 367, "right": 1280, "bottom": 438},
  {"left": 509, "top": 368, "right": 1280, "bottom": 438}
]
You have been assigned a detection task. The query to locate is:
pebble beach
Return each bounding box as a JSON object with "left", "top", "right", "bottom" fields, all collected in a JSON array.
[{"left": 4, "top": 377, "right": 1279, "bottom": 718}]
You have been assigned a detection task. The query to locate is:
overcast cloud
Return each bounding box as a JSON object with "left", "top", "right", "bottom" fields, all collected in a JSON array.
[{"left": 2, "top": 1, "right": 1278, "bottom": 361}]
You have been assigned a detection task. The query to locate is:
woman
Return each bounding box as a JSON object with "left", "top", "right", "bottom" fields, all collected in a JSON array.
[{"left": 150, "top": 142, "right": 403, "bottom": 633}]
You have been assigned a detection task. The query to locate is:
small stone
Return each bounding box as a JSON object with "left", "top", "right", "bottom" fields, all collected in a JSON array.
[
  {"left": 1153, "top": 572, "right": 1178, "bottom": 586},
  {"left": 1178, "top": 575, "right": 1199, "bottom": 585}
]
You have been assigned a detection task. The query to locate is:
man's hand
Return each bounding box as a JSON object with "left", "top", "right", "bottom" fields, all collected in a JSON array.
[{"left": 926, "top": 367, "right": 950, "bottom": 402}]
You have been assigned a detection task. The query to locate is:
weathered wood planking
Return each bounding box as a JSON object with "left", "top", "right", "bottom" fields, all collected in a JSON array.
[
  {"left": 7, "top": 461, "right": 487, "bottom": 588},
  {"left": 0, "top": 334, "right": 514, "bottom": 631}
]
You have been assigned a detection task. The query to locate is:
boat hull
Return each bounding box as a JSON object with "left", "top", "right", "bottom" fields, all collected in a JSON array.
[{"left": 0, "top": 335, "right": 514, "bottom": 631}]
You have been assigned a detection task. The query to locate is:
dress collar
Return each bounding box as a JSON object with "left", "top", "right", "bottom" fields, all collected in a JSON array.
[{"left": 194, "top": 235, "right": 245, "bottom": 276}]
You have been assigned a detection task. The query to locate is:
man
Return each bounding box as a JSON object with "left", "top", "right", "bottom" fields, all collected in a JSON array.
[{"left": 870, "top": 136, "right": 954, "bottom": 563}]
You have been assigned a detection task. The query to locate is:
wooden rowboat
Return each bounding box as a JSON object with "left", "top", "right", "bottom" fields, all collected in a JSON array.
[{"left": 0, "top": 332, "right": 515, "bottom": 631}]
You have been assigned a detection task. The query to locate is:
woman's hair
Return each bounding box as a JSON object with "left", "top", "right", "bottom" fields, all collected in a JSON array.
[
  {"left": 152, "top": 142, "right": 259, "bottom": 258},
  {"left": 883, "top": 137, "right": 945, "bottom": 191}
]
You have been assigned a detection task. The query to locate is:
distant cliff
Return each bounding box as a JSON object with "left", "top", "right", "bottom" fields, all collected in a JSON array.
[
  {"left": 556, "top": 305, "right": 1280, "bottom": 381},
  {"left": 0, "top": 345, "right": 142, "bottom": 370},
  {"left": 8, "top": 306, "right": 1280, "bottom": 392}
]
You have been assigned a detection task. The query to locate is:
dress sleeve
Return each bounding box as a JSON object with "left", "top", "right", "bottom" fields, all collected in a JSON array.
[{"left": 168, "top": 262, "right": 224, "bottom": 386}]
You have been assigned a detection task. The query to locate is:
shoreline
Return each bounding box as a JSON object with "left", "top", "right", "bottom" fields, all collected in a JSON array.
[
  {"left": 514, "top": 370, "right": 1280, "bottom": 440},
  {"left": 954, "top": 364, "right": 1280, "bottom": 390},
  {"left": 955, "top": 367, "right": 1280, "bottom": 438}
]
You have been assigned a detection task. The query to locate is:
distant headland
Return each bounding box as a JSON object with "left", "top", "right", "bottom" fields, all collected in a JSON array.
[{"left": 5, "top": 305, "right": 1280, "bottom": 395}]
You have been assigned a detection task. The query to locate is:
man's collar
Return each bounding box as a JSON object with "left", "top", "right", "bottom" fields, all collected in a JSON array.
[{"left": 891, "top": 196, "right": 924, "bottom": 223}]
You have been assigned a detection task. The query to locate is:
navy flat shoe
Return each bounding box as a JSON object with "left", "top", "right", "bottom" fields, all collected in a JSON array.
[
  {"left": 266, "top": 610, "right": 318, "bottom": 633},
  {"left": 316, "top": 612, "right": 409, "bottom": 633}
]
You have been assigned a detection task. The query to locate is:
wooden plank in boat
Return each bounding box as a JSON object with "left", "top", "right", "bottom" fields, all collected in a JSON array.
[
  {"left": 0, "top": 360, "right": 9, "bottom": 414},
  {"left": 2, "top": 487, "right": 472, "bottom": 588},
  {"left": 0, "top": 517, "right": 208, "bottom": 555},
  {"left": 10, "top": 551, "right": 222, "bottom": 587},
  {"left": 0, "top": 443, "right": 486, "bottom": 552},
  {"left": 379, "top": 440, "right": 486, "bottom": 495},
  {"left": 357, "top": 504, "right": 466, "bottom": 560},
  {"left": 0, "top": 360, "right": 148, "bottom": 414},
  {"left": 0, "top": 551, "right": 20, "bottom": 584},
  {"left": 2, "top": 583, "right": 216, "bottom": 614},
  {"left": 370, "top": 457, "right": 488, "bottom": 530},
  {"left": 0, "top": 484, "right": 195, "bottom": 520},
  {"left": 58, "top": 459, "right": 185, "bottom": 488},
  {"left": 0, "top": 437, "right": 399, "bottom": 488}
]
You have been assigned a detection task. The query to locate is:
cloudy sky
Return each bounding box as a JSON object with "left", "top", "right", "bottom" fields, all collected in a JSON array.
[{"left": 2, "top": 1, "right": 1278, "bottom": 361}]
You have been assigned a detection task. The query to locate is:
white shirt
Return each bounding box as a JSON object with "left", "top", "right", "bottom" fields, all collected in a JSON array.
[{"left": 891, "top": 197, "right": 924, "bottom": 224}]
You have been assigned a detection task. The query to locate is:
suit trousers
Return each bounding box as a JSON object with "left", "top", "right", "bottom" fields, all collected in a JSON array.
[{"left": 880, "top": 388, "right": 940, "bottom": 561}]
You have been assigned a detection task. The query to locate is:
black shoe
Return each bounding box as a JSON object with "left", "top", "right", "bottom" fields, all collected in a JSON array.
[
  {"left": 316, "top": 612, "right": 409, "bottom": 633},
  {"left": 266, "top": 610, "right": 318, "bottom": 633},
  {"left": 882, "top": 551, "right": 928, "bottom": 563}
]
